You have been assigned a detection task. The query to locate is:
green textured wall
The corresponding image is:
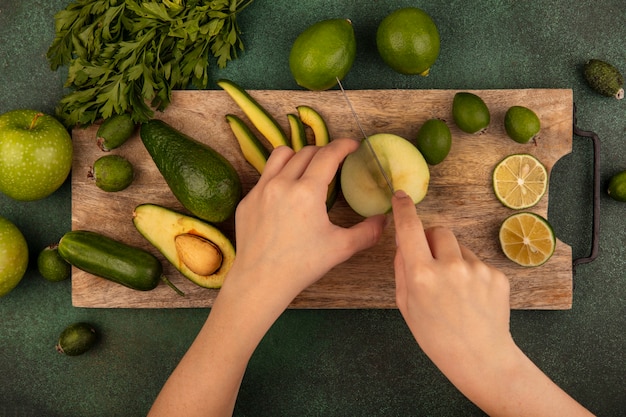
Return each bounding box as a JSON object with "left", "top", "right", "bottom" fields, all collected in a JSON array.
[{"left": 0, "top": 1, "right": 624, "bottom": 416}]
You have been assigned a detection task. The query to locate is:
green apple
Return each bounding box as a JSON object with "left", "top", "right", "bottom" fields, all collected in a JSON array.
[
  {"left": 0, "top": 216, "right": 29, "bottom": 297},
  {"left": 341, "top": 133, "right": 430, "bottom": 217},
  {"left": 0, "top": 109, "right": 73, "bottom": 201}
]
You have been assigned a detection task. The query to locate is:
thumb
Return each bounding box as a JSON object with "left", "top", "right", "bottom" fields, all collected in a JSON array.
[{"left": 338, "top": 214, "right": 386, "bottom": 257}]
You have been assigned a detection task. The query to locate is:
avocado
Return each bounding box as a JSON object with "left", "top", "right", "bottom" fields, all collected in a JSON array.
[
  {"left": 225, "top": 113, "right": 270, "bottom": 174},
  {"left": 133, "top": 204, "right": 236, "bottom": 288},
  {"left": 294, "top": 105, "right": 338, "bottom": 210},
  {"left": 583, "top": 59, "right": 624, "bottom": 99},
  {"left": 297, "top": 105, "right": 330, "bottom": 146},
  {"left": 217, "top": 79, "right": 289, "bottom": 148},
  {"left": 140, "top": 119, "right": 242, "bottom": 223},
  {"left": 287, "top": 113, "right": 307, "bottom": 151}
]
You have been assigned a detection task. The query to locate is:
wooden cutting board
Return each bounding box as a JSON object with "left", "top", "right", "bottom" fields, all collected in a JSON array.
[{"left": 70, "top": 88, "right": 574, "bottom": 309}]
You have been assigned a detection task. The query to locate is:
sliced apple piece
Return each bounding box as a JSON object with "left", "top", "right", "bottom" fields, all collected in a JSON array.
[
  {"left": 340, "top": 133, "right": 430, "bottom": 217},
  {"left": 217, "top": 79, "right": 289, "bottom": 148},
  {"left": 133, "top": 204, "right": 236, "bottom": 289},
  {"left": 225, "top": 114, "right": 270, "bottom": 174}
]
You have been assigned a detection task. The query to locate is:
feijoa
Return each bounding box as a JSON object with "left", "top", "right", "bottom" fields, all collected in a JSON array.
[
  {"left": 607, "top": 170, "right": 626, "bottom": 202},
  {"left": 504, "top": 106, "right": 541, "bottom": 144},
  {"left": 37, "top": 243, "right": 70, "bottom": 282},
  {"left": 56, "top": 322, "right": 97, "bottom": 356},
  {"left": 415, "top": 118, "right": 452, "bottom": 165},
  {"left": 583, "top": 59, "right": 624, "bottom": 99},
  {"left": 452, "top": 92, "right": 490, "bottom": 134},
  {"left": 97, "top": 113, "right": 136, "bottom": 151},
  {"left": 89, "top": 155, "right": 134, "bottom": 192}
]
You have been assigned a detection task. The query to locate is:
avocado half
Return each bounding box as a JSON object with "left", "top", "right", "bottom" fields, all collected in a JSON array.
[{"left": 133, "top": 204, "right": 235, "bottom": 289}]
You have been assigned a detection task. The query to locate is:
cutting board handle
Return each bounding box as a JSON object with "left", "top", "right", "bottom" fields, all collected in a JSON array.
[{"left": 572, "top": 104, "right": 600, "bottom": 268}]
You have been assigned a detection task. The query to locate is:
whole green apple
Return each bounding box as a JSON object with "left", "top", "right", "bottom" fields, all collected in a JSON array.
[
  {"left": 341, "top": 133, "right": 430, "bottom": 217},
  {"left": 0, "top": 216, "right": 29, "bottom": 297},
  {"left": 0, "top": 109, "right": 73, "bottom": 201}
]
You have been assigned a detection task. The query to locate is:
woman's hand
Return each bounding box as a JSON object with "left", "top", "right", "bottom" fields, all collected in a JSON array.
[
  {"left": 392, "top": 189, "right": 512, "bottom": 368},
  {"left": 391, "top": 190, "right": 593, "bottom": 417},
  {"left": 148, "top": 139, "right": 386, "bottom": 417},
  {"left": 227, "top": 139, "right": 386, "bottom": 307}
]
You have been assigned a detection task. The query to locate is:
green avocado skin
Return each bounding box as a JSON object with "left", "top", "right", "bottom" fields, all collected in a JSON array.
[
  {"left": 140, "top": 120, "right": 242, "bottom": 223},
  {"left": 583, "top": 59, "right": 624, "bottom": 98}
]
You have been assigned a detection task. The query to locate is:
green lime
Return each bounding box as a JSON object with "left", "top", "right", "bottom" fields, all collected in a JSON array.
[
  {"left": 452, "top": 92, "right": 490, "bottom": 134},
  {"left": 56, "top": 322, "right": 97, "bottom": 356},
  {"left": 37, "top": 244, "right": 71, "bottom": 282},
  {"left": 0, "top": 216, "right": 28, "bottom": 297},
  {"left": 415, "top": 118, "right": 451, "bottom": 165},
  {"left": 376, "top": 7, "right": 440, "bottom": 76},
  {"left": 289, "top": 19, "right": 356, "bottom": 91},
  {"left": 504, "top": 106, "right": 541, "bottom": 143},
  {"left": 607, "top": 170, "right": 626, "bottom": 202}
]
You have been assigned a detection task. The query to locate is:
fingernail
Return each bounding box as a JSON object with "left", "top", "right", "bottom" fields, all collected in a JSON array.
[{"left": 394, "top": 189, "right": 408, "bottom": 199}]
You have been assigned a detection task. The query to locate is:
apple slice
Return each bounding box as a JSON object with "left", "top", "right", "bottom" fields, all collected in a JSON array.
[{"left": 340, "top": 133, "right": 430, "bottom": 217}]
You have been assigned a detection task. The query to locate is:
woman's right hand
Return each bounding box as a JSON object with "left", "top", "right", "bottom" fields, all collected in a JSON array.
[
  {"left": 392, "top": 189, "right": 513, "bottom": 372},
  {"left": 391, "top": 190, "right": 593, "bottom": 416}
]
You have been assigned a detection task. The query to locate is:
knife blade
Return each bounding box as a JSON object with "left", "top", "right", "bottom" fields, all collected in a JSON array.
[{"left": 336, "top": 77, "right": 395, "bottom": 195}]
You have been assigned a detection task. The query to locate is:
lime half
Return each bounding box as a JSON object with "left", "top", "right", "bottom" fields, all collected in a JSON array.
[
  {"left": 499, "top": 212, "right": 556, "bottom": 267},
  {"left": 493, "top": 154, "right": 548, "bottom": 209}
]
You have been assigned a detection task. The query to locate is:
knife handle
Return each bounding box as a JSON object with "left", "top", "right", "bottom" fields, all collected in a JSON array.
[{"left": 572, "top": 104, "right": 600, "bottom": 268}]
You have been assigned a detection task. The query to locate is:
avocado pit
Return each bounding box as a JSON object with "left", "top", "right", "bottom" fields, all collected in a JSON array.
[{"left": 175, "top": 233, "right": 223, "bottom": 276}]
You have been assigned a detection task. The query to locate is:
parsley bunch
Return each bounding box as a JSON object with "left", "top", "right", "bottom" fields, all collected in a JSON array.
[{"left": 47, "top": 0, "right": 255, "bottom": 127}]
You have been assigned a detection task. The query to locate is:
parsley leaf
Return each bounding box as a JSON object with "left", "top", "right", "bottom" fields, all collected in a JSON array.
[{"left": 47, "top": 0, "right": 255, "bottom": 127}]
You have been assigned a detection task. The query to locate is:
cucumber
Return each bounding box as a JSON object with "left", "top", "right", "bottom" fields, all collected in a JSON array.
[
  {"left": 58, "top": 230, "right": 183, "bottom": 296},
  {"left": 297, "top": 105, "right": 330, "bottom": 146},
  {"left": 217, "top": 79, "right": 289, "bottom": 148},
  {"left": 225, "top": 113, "right": 270, "bottom": 174},
  {"left": 287, "top": 113, "right": 307, "bottom": 151}
]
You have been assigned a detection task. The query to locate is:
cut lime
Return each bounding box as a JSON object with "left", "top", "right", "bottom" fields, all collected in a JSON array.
[
  {"left": 499, "top": 212, "right": 556, "bottom": 267},
  {"left": 493, "top": 154, "right": 548, "bottom": 209}
]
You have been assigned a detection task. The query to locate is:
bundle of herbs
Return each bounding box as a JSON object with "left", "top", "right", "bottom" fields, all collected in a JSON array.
[{"left": 47, "top": 0, "right": 255, "bottom": 127}]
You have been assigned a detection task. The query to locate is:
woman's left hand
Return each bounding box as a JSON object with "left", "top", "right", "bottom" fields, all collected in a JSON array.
[{"left": 228, "top": 138, "right": 386, "bottom": 306}]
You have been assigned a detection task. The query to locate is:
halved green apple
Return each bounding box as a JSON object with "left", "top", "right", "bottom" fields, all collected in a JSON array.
[{"left": 340, "top": 133, "right": 430, "bottom": 217}]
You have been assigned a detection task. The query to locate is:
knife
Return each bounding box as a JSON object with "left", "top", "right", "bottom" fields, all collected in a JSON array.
[{"left": 335, "top": 78, "right": 395, "bottom": 195}]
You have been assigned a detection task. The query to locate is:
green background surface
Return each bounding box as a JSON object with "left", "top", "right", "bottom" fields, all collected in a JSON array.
[{"left": 1, "top": 1, "right": 624, "bottom": 416}]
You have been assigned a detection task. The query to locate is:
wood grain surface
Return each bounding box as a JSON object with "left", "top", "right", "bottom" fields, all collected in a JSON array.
[{"left": 70, "top": 88, "right": 574, "bottom": 309}]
